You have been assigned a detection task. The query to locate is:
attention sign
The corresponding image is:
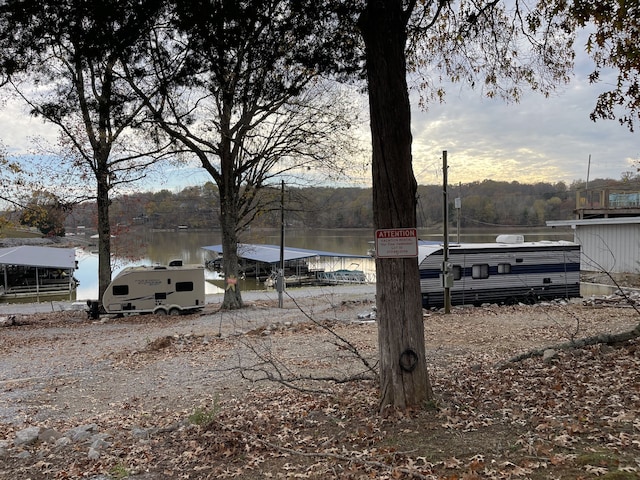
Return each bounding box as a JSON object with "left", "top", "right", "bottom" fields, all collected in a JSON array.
[{"left": 375, "top": 228, "right": 418, "bottom": 258}]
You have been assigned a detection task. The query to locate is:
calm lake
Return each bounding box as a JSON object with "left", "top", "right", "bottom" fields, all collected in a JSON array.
[{"left": 73, "top": 227, "right": 574, "bottom": 301}]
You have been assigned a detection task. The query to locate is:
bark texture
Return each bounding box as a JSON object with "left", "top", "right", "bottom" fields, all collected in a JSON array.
[
  {"left": 219, "top": 106, "right": 243, "bottom": 310},
  {"left": 96, "top": 168, "right": 112, "bottom": 302},
  {"left": 359, "top": 0, "right": 433, "bottom": 409}
]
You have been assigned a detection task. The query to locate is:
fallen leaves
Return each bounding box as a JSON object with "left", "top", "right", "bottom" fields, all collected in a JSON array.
[{"left": 1, "top": 299, "right": 640, "bottom": 478}]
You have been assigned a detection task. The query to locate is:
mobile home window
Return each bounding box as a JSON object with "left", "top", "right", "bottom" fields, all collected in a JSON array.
[
  {"left": 471, "top": 264, "right": 489, "bottom": 279},
  {"left": 176, "top": 281, "right": 194, "bottom": 292},
  {"left": 452, "top": 265, "right": 462, "bottom": 280},
  {"left": 113, "top": 285, "right": 129, "bottom": 296},
  {"left": 497, "top": 263, "right": 512, "bottom": 274}
]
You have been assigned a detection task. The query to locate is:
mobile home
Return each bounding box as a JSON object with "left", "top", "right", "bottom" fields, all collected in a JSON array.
[
  {"left": 419, "top": 236, "right": 581, "bottom": 309},
  {"left": 102, "top": 262, "right": 205, "bottom": 315}
]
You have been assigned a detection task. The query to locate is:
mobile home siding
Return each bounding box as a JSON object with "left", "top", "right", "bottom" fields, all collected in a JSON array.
[
  {"left": 547, "top": 217, "right": 640, "bottom": 275},
  {"left": 576, "top": 223, "right": 640, "bottom": 274}
]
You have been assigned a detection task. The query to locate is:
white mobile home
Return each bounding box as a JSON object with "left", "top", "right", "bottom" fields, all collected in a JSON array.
[
  {"left": 547, "top": 217, "right": 640, "bottom": 275},
  {"left": 419, "top": 237, "right": 581, "bottom": 309},
  {"left": 102, "top": 263, "right": 205, "bottom": 315}
]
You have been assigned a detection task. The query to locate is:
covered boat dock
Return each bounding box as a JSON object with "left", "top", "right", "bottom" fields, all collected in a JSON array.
[
  {"left": 0, "top": 246, "right": 77, "bottom": 301},
  {"left": 202, "top": 243, "right": 373, "bottom": 286}
]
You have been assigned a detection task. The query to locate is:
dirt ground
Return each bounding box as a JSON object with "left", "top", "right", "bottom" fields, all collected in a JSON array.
[{"left": 1, "top": 288, "right": 639, "bottom": 479}]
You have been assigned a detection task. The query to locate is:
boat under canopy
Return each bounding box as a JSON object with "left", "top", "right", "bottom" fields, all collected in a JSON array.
[{"left": 202, "top": 243, "right": 371, "bottom": 285}]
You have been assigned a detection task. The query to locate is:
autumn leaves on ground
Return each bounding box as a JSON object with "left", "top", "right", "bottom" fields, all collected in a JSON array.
[{"left": 1, "top": 296, "right": 639, "bottom": 479}]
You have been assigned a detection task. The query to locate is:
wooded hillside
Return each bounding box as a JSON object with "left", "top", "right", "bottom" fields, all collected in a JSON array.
[{"left": 55, "top": 177, "right": 639, "bottom": 232}]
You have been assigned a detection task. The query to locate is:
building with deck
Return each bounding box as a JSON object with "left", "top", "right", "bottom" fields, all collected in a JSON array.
[{"left": 548, "top": 187, "right": 640, "bottom": 276}]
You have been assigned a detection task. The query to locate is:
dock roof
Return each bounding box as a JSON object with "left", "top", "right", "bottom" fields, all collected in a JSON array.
[
  {"left": 0, "top": 246, "right": 76, "bottom": 269},
  {"left": 202, "top": 243, "right": 368, "bottom": 264}
]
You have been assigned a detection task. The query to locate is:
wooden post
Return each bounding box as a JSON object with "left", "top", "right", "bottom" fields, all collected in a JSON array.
[
  {"left": 278, "top": 180, "right": 285, "bottom": 308},
  {"left": 443, "top": 151, "right": 451, "bottom": 313}
]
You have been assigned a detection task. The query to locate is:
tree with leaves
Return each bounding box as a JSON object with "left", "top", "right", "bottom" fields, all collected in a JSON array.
[
  {"left": 0, "top": 0, "right": 174, "bottom": 301},
  {"left": 19, "top": 191, "right": 68, "bottom": 237},
  {"left": 125, "top": 0, "right": 363, "bottom": 309},
  {"left": 355, "top": 0, "right": 640, "bottom": 409},
  {"left": 569, "top": 0, "right": 640, "bottom": 131}
]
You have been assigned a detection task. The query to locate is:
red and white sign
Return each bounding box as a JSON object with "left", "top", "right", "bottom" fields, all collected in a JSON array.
[{"left": 375, "top": 228, "right": 418, "bottom": 258}]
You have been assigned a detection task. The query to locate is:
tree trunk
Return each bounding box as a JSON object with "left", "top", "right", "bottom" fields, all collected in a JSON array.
[
  {"left": 220, "top": 197, "right": 243, "bottom": 310},
  {"left": 360, "top": 0, "right": 433, "bottom": 410},
  {"left": 217, "top": 94, "right": 244, "bottom": 310},
  {"left": 96, "top": 168, "right": 112, "bottom": 303}
]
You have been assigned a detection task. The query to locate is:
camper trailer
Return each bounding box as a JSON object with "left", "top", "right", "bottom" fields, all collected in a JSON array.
[
  {"left": 101, "top": 262, "right": 205, "bottom": 315},
  {"left": 419, "top": 236, "right": 581, "bottom": 309}
]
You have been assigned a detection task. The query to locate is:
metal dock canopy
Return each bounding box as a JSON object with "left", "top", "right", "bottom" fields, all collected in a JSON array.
[
  {"left": 0, "top": 245, "right": 76, "bottom": 269},
  {"left": 0, "top": 246, "right": 77, "bottom": 300},
  {"left": 202, "top": 243, "right": 369, "bottom": 263}
]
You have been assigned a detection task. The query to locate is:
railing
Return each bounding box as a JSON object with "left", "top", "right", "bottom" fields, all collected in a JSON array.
[
  {"left": 576, "top": 188, "right": 640, "bottom": 210},
  {"left": 1, "top": 283, "right": 74, "bottom": 298},
  {"left": 316, "top": 270, "right": 369, "bottom": 284}
]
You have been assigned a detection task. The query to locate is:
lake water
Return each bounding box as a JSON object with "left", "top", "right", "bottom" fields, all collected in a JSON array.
[{"left": 72, "top": 227, "right": 574, "bottom": 301}]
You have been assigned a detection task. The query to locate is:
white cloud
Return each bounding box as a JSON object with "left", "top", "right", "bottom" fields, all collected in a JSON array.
[
  {"left": 410, "top": 38, "right": 638, "bottom": 186},
  {"left": 0, "top": 96, "right": 58, "bottom": 152}
]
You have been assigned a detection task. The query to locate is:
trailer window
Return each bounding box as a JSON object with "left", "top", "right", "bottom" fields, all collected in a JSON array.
[
  {"left": 452, "top": 265, "right": 462, "bottom": 280},
  {"left": 112, "top": 285, "right": 129, "bottom": 296},
  {"left": 176, "top": 281, "right": 194, "bottom": 292},
  {"left": 497, "top": 263, "right": 511, "bottom": 274},
  {"left": 472, "top": 264, "right": 489, "bottom": 279}
]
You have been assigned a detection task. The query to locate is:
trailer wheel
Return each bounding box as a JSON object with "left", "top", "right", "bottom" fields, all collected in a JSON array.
[
  {"left": 169, "top": 307, "right": 181, "bottom": 316},
  {"left": 155, "top": 308, "right": 168, "bottom": 316}
]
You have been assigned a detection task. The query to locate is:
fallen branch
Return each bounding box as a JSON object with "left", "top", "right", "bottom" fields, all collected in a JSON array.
[{"left": 505, "top": 323, "right": 640, "bottom": 364}]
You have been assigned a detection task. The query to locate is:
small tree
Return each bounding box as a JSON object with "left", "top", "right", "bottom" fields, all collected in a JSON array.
[{"left": 19, "top": 191, "right": 67, "bottom": 237}]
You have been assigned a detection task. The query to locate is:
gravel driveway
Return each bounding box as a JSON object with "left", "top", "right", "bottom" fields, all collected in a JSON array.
[{"left": 0, "top": 285, "right": 377, "bottom": 426}]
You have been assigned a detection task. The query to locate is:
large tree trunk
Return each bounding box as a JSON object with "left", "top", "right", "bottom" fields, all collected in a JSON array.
[
  {"left": 96, "top": 168, "right": 112, "bottom": 303},
  {"left": 360, "top": 0, "right": 433, "bottom": 410}
]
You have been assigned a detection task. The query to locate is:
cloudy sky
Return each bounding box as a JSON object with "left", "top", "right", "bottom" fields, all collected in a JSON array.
[
  {"left": 1, "top": 47, "right": 637, "bottom": 190},
  {"left": 411, "top": 53, "right": 638, "bottom": 187}
]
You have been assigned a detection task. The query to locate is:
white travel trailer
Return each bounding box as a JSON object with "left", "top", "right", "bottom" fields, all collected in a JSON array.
[
  {"left": 101, "top": 262, "right": 205, "bottom": 315},
  {"left": 419, "top": 236, "right": 581, "bottom": 309}
]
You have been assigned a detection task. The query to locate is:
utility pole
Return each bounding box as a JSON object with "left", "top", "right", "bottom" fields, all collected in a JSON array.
[
  {"left": 442, "top": 151, "right": 451, "bottom": 313},
  {"left": 455, "top": 182, "right": 461, "bottom": 244},
  {"left": 278, "top": 180, "right": 285, "bottom": 308}
]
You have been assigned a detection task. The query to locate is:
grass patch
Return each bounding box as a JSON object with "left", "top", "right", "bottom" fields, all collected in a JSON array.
[
  {"left": 600, "top": 472, "right": 639, "bottom": 480},
  {"left": 108, "top": 462, "right": 129, "bottom": 479},
  {"left": 188, "top": 398, "right": 221, "bottom": 426},
  {"left": 576, "top": 451, "right": 620, "bottom": 468}
]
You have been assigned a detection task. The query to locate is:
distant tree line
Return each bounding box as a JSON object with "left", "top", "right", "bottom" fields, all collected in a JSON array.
[{"left": 44, "top": 176, "right": 637, "bottom": 234}]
